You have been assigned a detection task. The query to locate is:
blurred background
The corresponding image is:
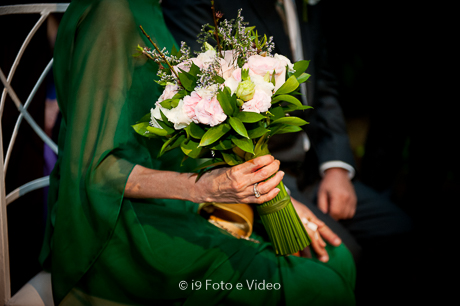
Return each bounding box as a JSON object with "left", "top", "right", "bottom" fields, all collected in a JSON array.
[{"left": 1, "top": 0, "right": 454, "bottom": 301}]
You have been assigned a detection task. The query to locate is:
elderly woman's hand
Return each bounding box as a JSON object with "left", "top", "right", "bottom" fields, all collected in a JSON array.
[{"left": 192, "top": 155, "right": 284, "bottom": 204}]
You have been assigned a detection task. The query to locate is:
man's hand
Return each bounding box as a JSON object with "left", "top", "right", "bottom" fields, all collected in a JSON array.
[
  {"left": 317, "top": 168, "right": 357, "bottom": 220},
  {"left": 291, "top": 197, "right": 342, "bottom": 262}
]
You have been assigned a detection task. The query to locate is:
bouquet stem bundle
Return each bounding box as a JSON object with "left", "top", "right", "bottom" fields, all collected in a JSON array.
[{"left": 256, "top": 179, "right": 310, "bottom": 256}]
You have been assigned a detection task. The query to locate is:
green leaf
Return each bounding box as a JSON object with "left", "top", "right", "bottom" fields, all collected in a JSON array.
[
  {"left": 274, "top": 75, "right": 299, "bottom": 95},
  {"left": 132, "top": 122, "right": 156, "bottom": 138},
  {"left": 188, "top": 62, "right": 201, "bottom": 77},
  {"left": 270, "top": 125, "right": 303, "bottom": 136},
  {"left": 270, "top": 106, "right": 285, "bottom": 121},
  {"left": 235, "top": 111, "right": 266, "bottom": 123},
  {"left": 171, "top": 45, "right": 180, "bottom": 57},
  {"left": 293, "top": 60, "right": 310, "bottom": 78},
  {"left": 178, "top": 69, "right": 197, "bottom": 92},
  {"left": 282, "top": 104, "right": 313, "bottom": 113},
  {"left": 271, "top": 94, "right": 303, "bottom": 107},
  {"left": 160, "top": 98, "right": 173, "bottom": 109},
  {"left": 297, "top": 72, "right": 311, "bottom": 84},
  {"left": 210, "top": 139, "right": 234, "bottom": 150},
  {"left": 159, "top": 109, "right": 173, "bottom": 128},
  {"left": 217, "top": 89, "right": 234, "bottom": 116},
  {"left": 158, "top": 134, "right": 185, "bottom": 157},
  {"left": 146, "top": 125, "right": 168, "bottom": 136},
  {"left": 172, "top": 90, "right": 188, "bottom": 100},
  {"left": 229, "top": 117, "right": 249, "bottom": 138},
  {"left": 137, "top": 112, "right": 151, "bottom": 123},
  {"left": 181, "top": 139, "right": 203, "bottom": 158},
  {"left": 214, "top": 74, "right": 226, "bottom": 84},
  {"left": 170, "top": 98, "right": 180, "bottom": 108},
  {"left": 199, "top": 123, "right": 231, "bottom": 147},
  {"left": 230, "top": 136, "right": 254, "bottom": 154},
  {"left": 253, "top": 133, "right": 270, "bottom": 158},
  {"left": 271, "top": 116, "right": 309, "bottom": 126},
  {"left": 241, "top": 68, "right": 250, "bottom": 81},
  {"left": 247, "top": 126, "right": 270, "bottom": 139},
  {"left": 192, "top": 158, "right": 226, "bottom": 172},
  {"left": 221, "top": 151, "right": 244, "bottom": 166},
  {"left": 245, "top": 26, "right": 256, "bottom": 34},
  {"left": 270, "top": 70, "right": 276, "bottom": 87},
  {"left": 155, "top": 121, "right": 175, "bottom": 135},
  {"left": 188, "top": 122, "right": 205, "bottom": 139}
]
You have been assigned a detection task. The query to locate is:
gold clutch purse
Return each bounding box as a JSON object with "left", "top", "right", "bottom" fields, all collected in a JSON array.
[{"left": 198, "top": 202, "right": 258, "bottom": 242}]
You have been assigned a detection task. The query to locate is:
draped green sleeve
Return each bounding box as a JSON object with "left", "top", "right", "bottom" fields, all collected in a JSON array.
[{"left": 39, "top": 0, "right": 187, "bottom": 303}]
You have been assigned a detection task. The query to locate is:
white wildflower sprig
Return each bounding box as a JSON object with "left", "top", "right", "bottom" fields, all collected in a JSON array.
[{"left": 196, "top": 8, "right": 275, "bottom": 66}]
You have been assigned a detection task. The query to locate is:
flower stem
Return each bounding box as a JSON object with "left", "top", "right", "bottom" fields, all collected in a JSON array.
[
  {"left": 256, "top": 179, "right": 310, "bottom": 255},
  {"left": 210, "top": 1, "right": 223, "bottom": 57},
  {"left": 139, "top": 25, "right": 181, "bottom": 82}
]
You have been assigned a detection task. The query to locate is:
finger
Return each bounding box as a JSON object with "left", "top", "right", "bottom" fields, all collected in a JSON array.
[
  {"left": 318, "top": 225, "right": 342, "bottom": 246},
  {"left": 243, "top": 187, "right": 280, "bottom": 204},
  {"left": 237, "top": 155, "right": 275, "bottom": 174},
  {"left": 254, "top": 171, "right": 284, "bottom": 195},
  {"left": 248, "top": 159, "right": 281, "bottom": 185},
  {"left": 347, "top": 197, "right": 357, "bottom": 219},
  {"left": 317, "top": 188, "right": 329, "bottom": 215},
  {"left": 308, "top": 229, "right": 329, "bottom": 262}
]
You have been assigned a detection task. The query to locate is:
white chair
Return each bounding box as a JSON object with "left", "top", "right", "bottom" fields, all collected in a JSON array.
[{"left": 1, "top": 3, "right": 69, "bottom": 305}]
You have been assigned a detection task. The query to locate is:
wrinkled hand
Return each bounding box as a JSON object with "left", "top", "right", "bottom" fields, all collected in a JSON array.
[
  {"left": 291, "top": 197, "right": 342, "bottom": 262},
  {"left": 193, "top": 155, "right": 284, "bottom": 204},
  {"left": 317, "top": 168, "right": 357, "bottom": 220}
]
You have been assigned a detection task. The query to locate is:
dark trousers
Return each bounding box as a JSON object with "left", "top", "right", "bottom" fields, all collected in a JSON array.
[{"left": 283, "top": 173, "right": 420, "bottom": 305}]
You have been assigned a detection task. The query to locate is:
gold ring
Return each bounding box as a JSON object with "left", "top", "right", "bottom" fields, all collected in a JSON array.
[{"left": 254, "top": 183, "right": 261, "bottom": 198}]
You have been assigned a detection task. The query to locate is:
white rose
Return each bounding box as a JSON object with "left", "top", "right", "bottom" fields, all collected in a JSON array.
[
  {"left": 224, "top": 77, "right": 239, "bottom": 95},
  {"left": 150, "top": 108, "right": 163, "bottom": 129},
  {"left": 166, "top": 99, "right": 193, "bottom": 129},
  {"left": 195, "top": 84, "right": 219, "bottom": 99},
  {"left": 250, "top": 74, "right": 275, "bottom": 97},
  {"left": 196, "top": 50, "right": 217, "bottom": 69},
  {"left": 151, "top": 100, "right": 192, "bottom": 130},
  {"left": 274, "top": 54, "right": 295, "bottom": 73}
]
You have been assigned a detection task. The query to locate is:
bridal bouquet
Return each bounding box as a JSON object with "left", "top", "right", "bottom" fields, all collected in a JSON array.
[{"left": 133, "top": 9, "right": 312, "bottom": 255}]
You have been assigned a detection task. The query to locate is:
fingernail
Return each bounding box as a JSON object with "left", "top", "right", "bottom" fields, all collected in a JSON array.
[
  {"left": 320, "top": 255, "right": 329, "bottom": 262},
  {"left": 333, "top": 238, "right": 341, "bottom": 245}
]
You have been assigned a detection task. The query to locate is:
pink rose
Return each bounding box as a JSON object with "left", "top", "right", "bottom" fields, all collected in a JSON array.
[
  {"left": 183, "top": 91, "right": 202, "bottom": 123},
  {"left": 218, "top": 58, "right": 235, "bottom": 80},
  {"left": 231, "top": 68, "right": 242, "bottom": 82},
  {"left": 194, "top": 96, "right": 227, "bottom": 126},
  {"left": 217, "top": 50, "right": 238, "bottom": 79},
  {"left": 173, "top": 58, "right": 203, "bottom": 74},
  {"left": 158, "top": 84, "right": 180, "bottom": 102},
  {"left": 247, "top": 55, "right": 286, "bottom": 91},
  {"left": 242, "top": 90, "right": 272, "bottom": 113},
  {"left": 223, "top": 68, "right": 242, "bottom": 95}
]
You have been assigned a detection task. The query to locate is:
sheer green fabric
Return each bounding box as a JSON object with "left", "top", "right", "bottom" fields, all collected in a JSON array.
[{"left": 39, "top": 0, "right": 356, "bottom": 305}]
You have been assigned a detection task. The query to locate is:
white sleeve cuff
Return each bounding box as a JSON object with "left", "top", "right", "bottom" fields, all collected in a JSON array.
[{"left": 319, "top": 161, "right": 355, "bottom": 179}]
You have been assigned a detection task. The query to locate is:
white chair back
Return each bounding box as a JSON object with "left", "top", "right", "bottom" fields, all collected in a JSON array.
[{"left": 0, "top": 3, "right": 69, "bottom": 305}]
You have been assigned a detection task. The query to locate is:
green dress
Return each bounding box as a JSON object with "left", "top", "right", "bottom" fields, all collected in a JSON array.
[{"left": 39, "top": 0, "right": 356, "bottom": 305}]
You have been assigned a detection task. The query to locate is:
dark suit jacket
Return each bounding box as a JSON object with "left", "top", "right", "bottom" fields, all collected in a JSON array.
[{"left": 162, "top": 0, "right": 355, "bottom": 184}]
